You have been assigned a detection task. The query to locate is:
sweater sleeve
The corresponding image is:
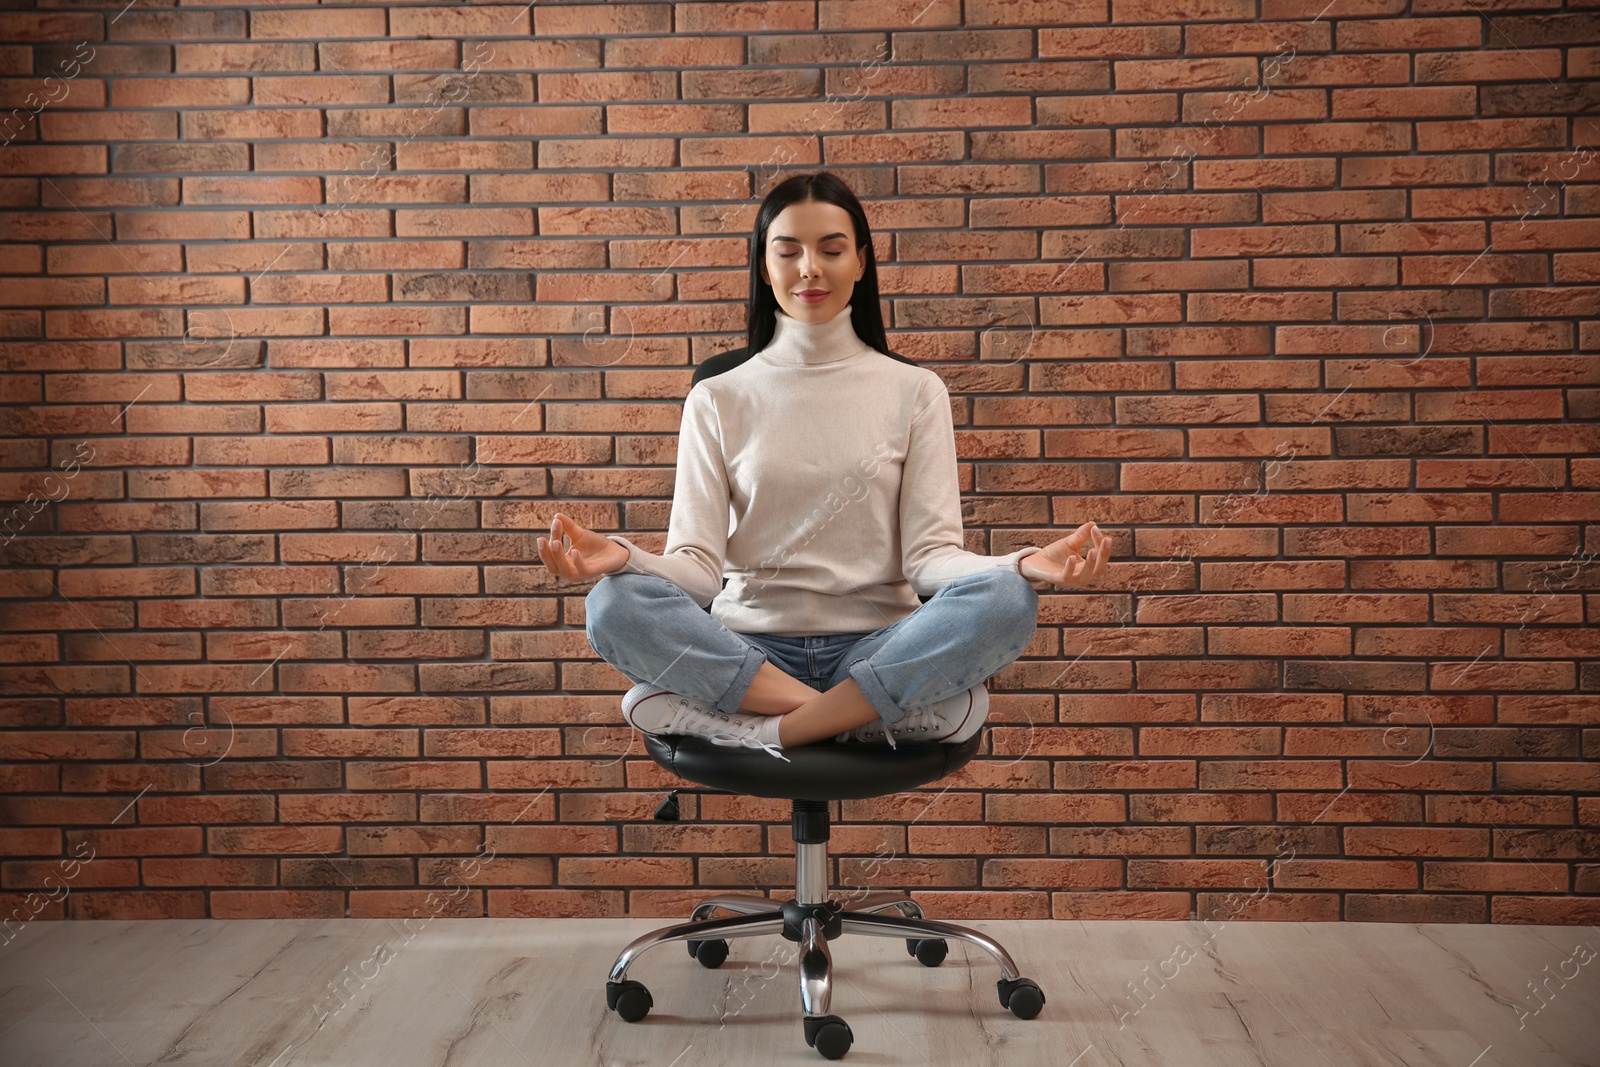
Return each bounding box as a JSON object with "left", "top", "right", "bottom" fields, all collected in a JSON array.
[
  {"left": 603, "top": 384, "right": 728, "bottom": 609},
  {"left": 899, "top": 376, "right": 1049, "bottom": 597}
]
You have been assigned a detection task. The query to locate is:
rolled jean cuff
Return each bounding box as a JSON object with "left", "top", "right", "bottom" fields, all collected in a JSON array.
[
  {"left": 847, "top": 658, "right": 906, "bottom": 726},
  {"left": 717, "top": 642, "right": 769, "bottom": 715}
]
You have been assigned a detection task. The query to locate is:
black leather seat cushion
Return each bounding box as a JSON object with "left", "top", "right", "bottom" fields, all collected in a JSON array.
[{"left": 641, "top": 732, "right": 983, "bottom": 800}]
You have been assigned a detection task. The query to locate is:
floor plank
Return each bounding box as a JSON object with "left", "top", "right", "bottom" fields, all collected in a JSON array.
[{"left": 1, "top": 916, "right": 1595, "bottom": 1065}]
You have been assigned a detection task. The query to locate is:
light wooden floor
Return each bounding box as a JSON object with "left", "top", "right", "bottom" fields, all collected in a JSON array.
[{"left": 1, "top": 915, "right": 1595, "bottom": 1065}]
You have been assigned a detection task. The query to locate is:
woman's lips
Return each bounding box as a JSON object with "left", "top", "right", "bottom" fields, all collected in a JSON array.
[{"left": 796, "top": 290, "right": 829, "bottom": 302}]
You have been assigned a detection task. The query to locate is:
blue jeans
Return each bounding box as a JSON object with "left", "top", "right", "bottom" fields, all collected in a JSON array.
[{"left": 584, "top": 569, "right": 1038, "bottom": 729}]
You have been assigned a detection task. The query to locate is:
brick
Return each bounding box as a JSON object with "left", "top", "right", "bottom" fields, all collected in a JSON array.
[
  {"left": 70, "top": 891, "right": 207, "bottom": 920},
  {"left": 3, "top": 857, "right": 137, "bottom": 889},
  {"left": 3, "top": 729, "right": 136, "bottom": 764},
  {"left": 1266, "top": 121, "right": 1411, "bottom": 155},
  {"left": 210, "top": 890, "right": 344, "bottom": 919},
  {"left": 283, "top": 856, "right": 412, "bottom": 887},
  {"left": 1332, "top": 86, "right": 1477, "bottom": 119},
  {"left": 1416, "top": 48, "right": 1563, "bottom": 84},
  {"left": 1346, "top": 894, "right": 1486, "bottom": 923},
  {"left": 1053, "top": 890, "right": 1187, "bottom": 919},
  {"left": 559, "top": 856, "right": 692, "bottom": 886},
  {"left": 622, "top": 823, "right": 762, "bottom": 854},
  {"left": 1127, "top": 859, "right": 1267, "bottom": 889},
  {"left": 909, "top": 824, "right": 1046, "bottom": 854},
  {"left": 273, "top": 793, "right": 416, "bottom": 825},
  {"left": 492, "top": 889, "right": 623, "bottom": 917},
  {"left": 144, "top": 858, "right": 276, "bottom": 887},
  {"left": 490, "top": 824, "right": 614, "bottom": 855},
  {"left": 1337, "top": 18, "right": 1480, "bottom": 51},
  {"left": 112, "top": 10, "right": 245, "bottom": 41},
  {"left": 1196, "top": 891, "right": 1340, "bottom": 922},
  {"left": 5, "top": 829, "right": 73, "bottom": 856},
  {"left": 249, "top": 8, "right": 386, "bottom": 40},
  {"left": 392, "top": 6, "right": 532, "bottom": 37},
  {"left": 138, "top": 795, "right": 276, "bottom": 825},
  {"left": 1268, "top": 52, "right": 1411, "bottom": 88},
  {"left": 347, "top": 895, "right": 476, "bottom": 921},
  {"left": 0, "top": 13, "right": 103, "bottom": 42},
  {"left": 210, "top": 825, "right": 341, "bottom": 856}
]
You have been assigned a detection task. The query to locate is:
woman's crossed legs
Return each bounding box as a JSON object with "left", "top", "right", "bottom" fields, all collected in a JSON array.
[{"left": 585, "top": 570, "right": 1038, "bottom": 748}]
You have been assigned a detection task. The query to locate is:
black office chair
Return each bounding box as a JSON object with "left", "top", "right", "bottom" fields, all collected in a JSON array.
[{"left": 602, "top": 712, "right": 1047, "bottom": 1060}]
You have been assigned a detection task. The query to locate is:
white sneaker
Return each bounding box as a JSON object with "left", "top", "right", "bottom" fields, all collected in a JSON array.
[
  {"left": 621, "top": 684, "right": 789, "bottom": 762},
  {"left": 836, "top": 685, "right": 989, "bottom": 748}
]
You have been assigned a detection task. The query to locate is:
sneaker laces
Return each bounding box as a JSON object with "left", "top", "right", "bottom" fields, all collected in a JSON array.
[
  {"left": 852, "top": 703, "right": 952, "bottom": 749},
  {"left": 663, "top": 696, "right": 790, "bottom": 763},
  {"left": 850, "top": 713, "right": 900, "bottom": 749}
]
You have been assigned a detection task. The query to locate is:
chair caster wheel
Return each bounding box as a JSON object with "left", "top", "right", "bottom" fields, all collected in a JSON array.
[
  {"left": 606, "top": 979, "right": 652, "bottom": 1022},
  {"left": 803, "top": 1014, "right": 853, "bottom": 1059},
  {"left": 687, "top": 938, "right": 728, "bottom": 968},
  {"left": 905, "top": 938, "right": 947, "bottom": 966},
  {"left": 997, "top": 976, "right": 1045, "bottom": 1019}
]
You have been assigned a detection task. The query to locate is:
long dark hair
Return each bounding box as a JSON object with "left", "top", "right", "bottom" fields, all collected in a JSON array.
[
  {"left": 694, "top": 172, "right": 917, "bottom": 386},
  {"left": 748, "top": 171, "right": 897, "bottom": 358}
]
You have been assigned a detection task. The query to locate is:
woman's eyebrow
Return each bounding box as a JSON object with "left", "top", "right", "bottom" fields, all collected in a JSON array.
[{"left": 771, "top": 232, "right": 849, "bottom": 243}]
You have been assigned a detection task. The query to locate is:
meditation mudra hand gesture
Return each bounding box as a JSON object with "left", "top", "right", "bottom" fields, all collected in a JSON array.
[
  {"left": 536, "top": 512, "right": 628, "bottom": 581},
  {"left": 1018, "top": 521, "right": 1112, "bottom": 587},
  {"left": 538, "top": 511, "right": 1113, "bottom": 589}
]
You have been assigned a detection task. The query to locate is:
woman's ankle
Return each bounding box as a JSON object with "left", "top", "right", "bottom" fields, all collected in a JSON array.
[{"left": 738, "top": 662, "right": 820, "bottom": 714}]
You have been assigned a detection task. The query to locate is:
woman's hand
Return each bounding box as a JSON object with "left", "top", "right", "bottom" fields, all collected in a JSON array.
[
  {"left": 536, "top": 512, "right": 630, "bottom": 582},
  {"left": 1017, "top": 521, "right": 1111, "bottom": 587}
]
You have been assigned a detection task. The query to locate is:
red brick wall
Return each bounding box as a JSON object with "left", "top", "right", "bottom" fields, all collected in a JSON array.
[{"left": 2, "top": 2, "right": 1597, "bottom": 931}]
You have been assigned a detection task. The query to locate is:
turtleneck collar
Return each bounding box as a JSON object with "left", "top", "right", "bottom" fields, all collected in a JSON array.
[{"left": 756, "top": 302, "right": 870, "bottom": 366}]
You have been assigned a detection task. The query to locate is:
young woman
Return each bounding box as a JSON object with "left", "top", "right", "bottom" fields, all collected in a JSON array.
[{"left": 537, "top": 172, "right": 1110, "bottom": 760}]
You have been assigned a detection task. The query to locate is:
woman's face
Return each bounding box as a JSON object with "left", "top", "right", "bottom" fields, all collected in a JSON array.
[{"left": 759, "top": 199, "right": 866, "bottom": 323}]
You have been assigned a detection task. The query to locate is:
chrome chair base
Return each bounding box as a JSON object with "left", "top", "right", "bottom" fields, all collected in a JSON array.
[
  {"left": 607, "top": 890, "right": 1025, "bottom": 993},
  {"left": 604, "top": 854, "right": 1047, "bottom": 1059},
  {"left": 602, "top": 772, "right": 1046, "bottom": 1058}
]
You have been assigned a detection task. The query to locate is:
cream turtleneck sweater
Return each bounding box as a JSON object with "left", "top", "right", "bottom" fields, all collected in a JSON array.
[{"left": 605, "top": 302, "right": 1045, "bottom": 636}]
